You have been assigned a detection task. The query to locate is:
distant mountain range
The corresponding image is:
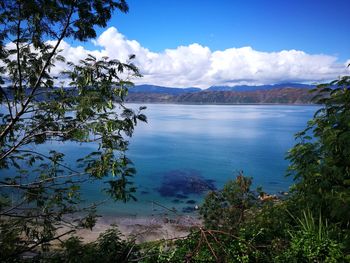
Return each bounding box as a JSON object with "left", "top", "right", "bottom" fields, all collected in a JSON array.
[
  {"left": 1, "top": 83, "right": 317, "bottom": 104},
  {"left": 126, "top": 83, "right": 316, "bottom": 104},
  {"left": 206, "top": 83, "right": 314, "bottom": 92},
  {"left": 128, "top": 83, "right": 314, "bottom": 94}
]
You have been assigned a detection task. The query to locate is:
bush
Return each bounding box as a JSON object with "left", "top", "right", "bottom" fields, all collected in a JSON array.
[
  {"left": 287, "top": 76, "right": 350, "bottom": 227},
  {"left": 49, "top": 226, "right": 140, "bottom": 263},
  {"left": 200, "top": 172, "right": 256, "bottom": 233},
  {"left": 275, "top": 210, "right": 345, "bottom": 263}
]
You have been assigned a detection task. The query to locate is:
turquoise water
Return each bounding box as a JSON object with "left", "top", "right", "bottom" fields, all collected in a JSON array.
[
  {"left": 92, "top": 104, "right": 317, "bottom": 216},
  {"left": 2, "top": 104, "right": 319, "bottom": 216}
]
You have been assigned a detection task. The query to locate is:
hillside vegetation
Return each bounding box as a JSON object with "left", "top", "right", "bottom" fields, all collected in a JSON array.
[{"left": 126, "top": 88, "right": 314, "bottom": 104}]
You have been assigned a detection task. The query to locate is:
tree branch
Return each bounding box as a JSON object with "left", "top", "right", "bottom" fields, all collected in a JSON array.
[
  {"left": 16, "top": 3, "right": 23, "bottom": 96},
  {"left": 0, "top": 86, "right": 13, "bottom": 120},
  {"left": 0, "top": 3, "right": 75, "bottom": 142}
]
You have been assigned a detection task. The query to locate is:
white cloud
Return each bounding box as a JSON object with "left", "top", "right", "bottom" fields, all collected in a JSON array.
[{"left": 53, "top": 27, "right": 350, "bottom": 88}]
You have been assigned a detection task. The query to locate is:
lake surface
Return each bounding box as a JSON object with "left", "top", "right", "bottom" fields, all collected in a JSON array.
[
  {"left": 85, "top": 104, "right": 317, "bottom": 216},
  {"left": 2, "top": 104, "right": 319, "bottom": 217}
]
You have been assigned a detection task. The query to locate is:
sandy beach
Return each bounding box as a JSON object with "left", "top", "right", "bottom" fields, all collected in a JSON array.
[{"left": 71, "top": 214, "right": 202, "bottom": 243}]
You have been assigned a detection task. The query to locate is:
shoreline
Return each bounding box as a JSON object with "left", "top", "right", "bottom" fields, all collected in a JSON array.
[{"left": 69, "top": 214, "right": 201, "bottom": 243}]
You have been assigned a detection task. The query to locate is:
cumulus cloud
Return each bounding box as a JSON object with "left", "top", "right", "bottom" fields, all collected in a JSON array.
[{"left": 53, "top": 27, "right": 349, "bottom": 88}]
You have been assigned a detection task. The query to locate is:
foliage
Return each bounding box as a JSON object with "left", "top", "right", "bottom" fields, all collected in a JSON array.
[
  {"left": 139, "top": 229, "right": 264, "bottom": 263},
  {"left": 197, "top": 174, "right": 292, "bottom": 262},
  {"left": 287, "top": 76, "right": 350, "bottom": 227},
  {"left": 0, "top": 0, "right": 147, "bottom": 260},
  {"left": 241, "top": 201, "right": 291, "bottom": 259},
  {"left": 139, "top": 174, "right": 286, "bottom": 262},
  {"left": 200, "top": 172, "right": 256, "bottom": 233},
  {"left": 275, "top": 210, "right": 345, "bottom": 263},
  {"left": 140, "top": 178, "right": 348, "bottom": 262},
  {"left": 48, "top": 226, "right": 140, "bottom": 263}
]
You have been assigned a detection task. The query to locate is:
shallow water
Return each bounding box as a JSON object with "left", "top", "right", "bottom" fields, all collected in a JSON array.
[{"left": 96, "top": 104, "right": 317, "bottom": 216}]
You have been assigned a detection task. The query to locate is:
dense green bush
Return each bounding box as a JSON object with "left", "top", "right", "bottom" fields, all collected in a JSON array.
[
  {"left": 275, "top": 210, "right": 345, "bottom": 263},
  {"left": 139, "top": 230, "right": 264, "bottom": 263},
  {"left": 287, "top": 76, "right": 350, "bottom": 227},
  {"left": 49, "top": 226, "right": 140, "bottom": 263},
  {"left": 200, "top": 173, "right": 255, "bottom": 233}
]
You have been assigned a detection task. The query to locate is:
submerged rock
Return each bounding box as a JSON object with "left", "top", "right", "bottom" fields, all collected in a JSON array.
[{"left": 157, "top": 169, "right": 216, "bottom": 197}]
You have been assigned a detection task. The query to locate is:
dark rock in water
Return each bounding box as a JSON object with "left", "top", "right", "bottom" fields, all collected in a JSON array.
[
  {"left": 175, "top": 194, "right": 188, "bottom": 199},
  {"left": 186, "top": 200, "right": 196, "bottom": 204},
  {"left": 157, "top": 169, "right": 216, "bottom": 197},
  {"left": 182, "top": 206, "right": 196, "bottom": 213},
  {"left": 140, "top": 191, "right": 149, "bottom": 195}
]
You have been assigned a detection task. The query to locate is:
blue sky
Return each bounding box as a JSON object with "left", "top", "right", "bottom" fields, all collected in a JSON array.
[
  {"left": 62, "top": 0, "right": 350, "bottom": 88},
  {"left": 102, "top": 0, "right": 350, "bottom": 61}
]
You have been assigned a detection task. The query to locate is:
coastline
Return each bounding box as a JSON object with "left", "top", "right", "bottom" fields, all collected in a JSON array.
[{"left": 68, "top": 214, "right": 201, "bottom": 243}]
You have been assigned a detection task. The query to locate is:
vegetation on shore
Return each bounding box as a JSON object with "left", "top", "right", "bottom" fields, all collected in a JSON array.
[{"left": 125, "top": 88, "right": 314, "bottom": 104}]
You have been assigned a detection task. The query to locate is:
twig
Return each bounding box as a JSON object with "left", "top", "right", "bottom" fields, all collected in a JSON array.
[
  {"left": 200, "top": 228, "right": 218, "bottom": 261},
  {"left": 149, "top": 200, "right": 178, "bottom": 214}
]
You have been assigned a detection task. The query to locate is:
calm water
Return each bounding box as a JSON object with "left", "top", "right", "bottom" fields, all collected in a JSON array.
[
  {"left": 2, "top": 104, "right": 319, "bottom": 216},
  {"left": 90, "top": 104, "right": 317, "bottom": 216}
]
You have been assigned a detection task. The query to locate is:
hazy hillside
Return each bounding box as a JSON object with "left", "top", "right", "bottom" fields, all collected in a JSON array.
[
  {"left": 1, "top": 84, "right": 315, "bottom": 104},
  {"left": 126, "top": 88, "right": 315, "bottom": 104},
  {"left": 207, "top": 83, "right": 315, "bottom": 92}
]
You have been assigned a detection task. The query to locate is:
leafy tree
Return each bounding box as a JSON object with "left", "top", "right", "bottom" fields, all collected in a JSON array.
[
  {"left": 0, "top": 0, "right": 146, "bottom": 260},
  {"left": 287, "top": 76, "right": 350, "bottom": 227},
  {"left": 50, "top": 226, "right": 140, "bottom": 263},
  {"left": 200, "top": 172, "right": 256, "bottom": 233}
]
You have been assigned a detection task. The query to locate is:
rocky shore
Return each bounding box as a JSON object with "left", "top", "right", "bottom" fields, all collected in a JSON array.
[{"left": 71, "top": 214, "right": 201, "bottom": 243}]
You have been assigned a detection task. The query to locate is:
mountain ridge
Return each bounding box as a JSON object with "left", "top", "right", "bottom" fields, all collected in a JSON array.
[
  {"left": 129, "top": 83, "right": 315, "bottom": 94},
  {"left": 207, "top": 83, "right": 315, "bottom": 92},
  {"left": 126, "top": 87, "right": 315, "bottom": 104}
]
